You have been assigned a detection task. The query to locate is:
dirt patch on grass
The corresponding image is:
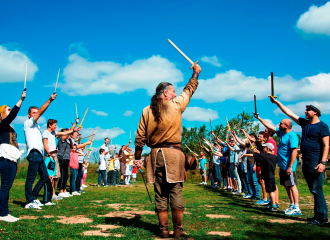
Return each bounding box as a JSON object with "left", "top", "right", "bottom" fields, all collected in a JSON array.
[
  {"left": 91, "top": 224, "right": 122, "bottom": 230},
  {"left": 91, "top": 200, "right": 104, "bottom": 203},
  {"left": 206, "top": 214, "right": 233, "bottom": 219},
  {"left": 83, "top": 230, "right": 123, "bottom": 237},
  {"left": 57, "top": 215, "right": 93, "bottom": 224},
  {"left": 205, "top": 205, "right": 214, "bottom": 208},
  {"left": 184, "top": 212, "right": 192, "bottom": 214},
  {"left": 43, "top": 215, "right": 54, "bottom": 219},
  {"left": 207, "top": 231, "right": 231, "bottom": 236},
  {"left": 98, "top": 210, "right": 155, "bottom": 219},
  {"left": 19, "top": 216, "right": 39, "bottom": 220},
  {"left": 267, "top": 219, "right": 304, "bottom": 224},
  {"left": 106, "top": 203, "right": 138, "bottom": 210}
]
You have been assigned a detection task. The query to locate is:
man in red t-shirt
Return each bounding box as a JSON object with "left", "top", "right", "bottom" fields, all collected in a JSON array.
[{"left": 264, "top": 128, "right": 277, "bottom": 155}]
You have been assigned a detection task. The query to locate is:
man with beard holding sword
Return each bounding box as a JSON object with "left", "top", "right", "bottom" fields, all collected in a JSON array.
[{"left": 134, "top": 40, "right": 201, "bottom": 238}]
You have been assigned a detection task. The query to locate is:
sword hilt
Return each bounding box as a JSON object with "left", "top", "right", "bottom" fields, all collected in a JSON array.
[
  {"left": 189, "top": 60, "right": 199, "bottom": 69},
  {"left": 268, "top": 95, "right": 278, "bottom": 98},
  {"left": 78, "top": 125, "right": 83, "bottom": 128}
]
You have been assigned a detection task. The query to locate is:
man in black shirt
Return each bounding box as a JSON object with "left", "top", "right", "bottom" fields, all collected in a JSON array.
[{"left": 270, "top": 97, "right": 329, "bottom": 225}]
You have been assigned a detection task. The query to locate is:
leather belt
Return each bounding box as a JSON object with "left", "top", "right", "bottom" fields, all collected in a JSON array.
[{"left": 151, "top": 143, "right": 182, "bottom": 151}]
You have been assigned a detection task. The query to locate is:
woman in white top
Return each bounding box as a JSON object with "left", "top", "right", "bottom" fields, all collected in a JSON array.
[{"left": 0, "top": 90, "right": 26, "bottom": 222}]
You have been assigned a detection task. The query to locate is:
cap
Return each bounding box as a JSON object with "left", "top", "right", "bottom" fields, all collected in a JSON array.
[
  {"left": 49, "top": 148, "right": 58, "bottom": 153},
  {"left": 306, "top": 104, "right": 322, "bottom": 116},
  {"left": 261, "top": 143, "right": 274, "bottom": 151}
]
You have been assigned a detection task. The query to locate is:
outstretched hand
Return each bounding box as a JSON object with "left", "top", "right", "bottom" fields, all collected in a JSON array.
[
  {"left": 253, "top": 113, "right": 259, "bottom": 119},
  {"left": 134, "top": 160, "right": 143, "bottom": 169},
  {"left": 50, "top": 93, "right": 57, "bottom": 101},
  {"left": 269, "top": 95, "right": 276, "bottom": 104}
]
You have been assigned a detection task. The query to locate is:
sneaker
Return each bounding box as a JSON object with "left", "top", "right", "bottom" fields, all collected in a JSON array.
[
  {"left": 251, "top": 197, "right": 260, "bottom": 201},
  {"left": 72, "top": 191, "right": 81, "bottom": 196},
  {"left": 104, "top": 185, "right": 109, "bottom": 187},
  {"left": 232, "top": 190, "right": 238, "bottom": 195},
  {"left": 307, "top": 218, "right": 327, "bottom": 226},
  {"left": 33, "top": 199, "right": 44, "bottom": 207},
  {"left": 0, "top": 215, "right": 18, "bottom": 222},
  {"left": 98, "top": 185, "right": 101, "bottom": 187},
  {"left": 65, "top": 192, "right": 73, "bottom": 197},
  {"left": 52, "top": 195, "right": 63, "bottom": 200},
  {"left": 199, "top": 182, "right": 204, "bottom": 185},
  {"left": 45, "top": 202, "right": 56, "bottom": 206},
  {"left": 286, "top": 208, "right": 302, "bottom": 216},
  {"left": 269, "top": 206, "right": 278, "bottom": 212},
  {"left": 243, "top": 195, "right": 252, "bottom": 199},
  {"left": 25, "top": 202, "right": 42, "bottom": 210},
  {"left": 282, "top": 205, "right": 294, "bottom": 214},
  {"left": 8, "top": 214, "right": 19, "bottom": 221},
  {"left": 203, "top": 182, "right": 207, "bottom": 185},
  {"left": 82, "top": 184, "right": 88, "bottom": 188},
  {"left": 256, "top": 199, "right": 269, "bottom": 205},
  {"left": 58, "top": 192, "right": 70, "bottom": 198}
]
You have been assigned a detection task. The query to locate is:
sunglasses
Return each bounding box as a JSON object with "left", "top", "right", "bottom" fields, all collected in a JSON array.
[{"left": 306, "top": 108, "right": 314, "bottom": 112}]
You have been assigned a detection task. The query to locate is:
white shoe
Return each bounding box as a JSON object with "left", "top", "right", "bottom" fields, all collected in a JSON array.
[
  {"left": 72, "top": 191, "right": 81, "bottom": 196},
  {"left": 64, "top": 192, "right": 73, "bottom": 197},
  {"left": 8, "top": 214, "right": 19, "bottom": 221},
  {"left": 45, "top": 202, "right": 56, "bottom": 206},
  {"left": 0, "top": 215, "right": 18, "bottom": 222},
  {"left": 33, "top": 199, "right": 44, "bottom": 207},
  {"left": 80, "top": 187, "right": 84, "bottom": 191},
  {"left": 82, "top": 184, "right": 87, "bottom": 188},
  {"left": 203, "top": 182, "right": 207, "bottom": 185},
  {"left": 25, "top": 202, "right": 42, "bottom": 210},
  {"left": 199, "top": 182, "right": 204, "bottom": 185},
  {"left": 52, "top": 195, "right": 63, "bottom": 200},
  {"left": 58, "top": 193, "right": 70, "bottom": 198}
]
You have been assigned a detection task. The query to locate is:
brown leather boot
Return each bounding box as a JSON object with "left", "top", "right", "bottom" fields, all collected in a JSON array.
[
  {"left": 171, "top": 209, "right": 185, "bottom": 238},
  {"left": 157, "top": 210, "right": 169, "bottom": 238}
]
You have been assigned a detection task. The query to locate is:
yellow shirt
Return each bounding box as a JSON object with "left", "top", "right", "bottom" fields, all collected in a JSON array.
[{"left": 108, "top": 159, "right": 115, "bottom": 171}]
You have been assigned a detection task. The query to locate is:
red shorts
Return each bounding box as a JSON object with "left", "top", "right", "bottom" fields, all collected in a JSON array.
[{"left": 256, "top": 166, "right": 261, "bottom": 179}]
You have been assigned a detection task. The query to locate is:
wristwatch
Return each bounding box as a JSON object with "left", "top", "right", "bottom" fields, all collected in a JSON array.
[{"left": 321, "top": 162, "right": 326, "bottom": 165}]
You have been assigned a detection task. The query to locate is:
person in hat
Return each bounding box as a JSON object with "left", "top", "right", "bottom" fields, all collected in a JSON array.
[
  {"left": 269, "top": 97, "right": 329, "bottom": 225},
  {"left": 253, "top": 143, "right": 278, "bottom": 211},
  {"left": 0, "top": 90, "right": 26, "bottom": 222}
]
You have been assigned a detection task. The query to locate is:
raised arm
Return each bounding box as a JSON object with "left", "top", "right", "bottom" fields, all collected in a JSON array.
[
  {"left": 34, "top": 93, "right": 57, "bottom": 123},
  {"left": 0, "top": 91, "right": 26, "bottom": 127},
  {"left": 254, "top": 114, "right": 276, "bottom": 132},
  {"left": 240, "top": 129, "right": 254, "bottom": 143},
  {"left": 76, "top": 140, "right": 91, "bottom": 149},
  {"left": 231, "top": 131, "right": 246, "bottom": 147},
  {"left": 269, "top": 96, "right": 300, "bottom": 125},
  {"left": 55, "top": 118, "right": 80, "bottom": 137}
]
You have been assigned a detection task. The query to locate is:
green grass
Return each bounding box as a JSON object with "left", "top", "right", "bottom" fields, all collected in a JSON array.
[{"left": 0, "top": 165, "right": 329, "bottom": 239}]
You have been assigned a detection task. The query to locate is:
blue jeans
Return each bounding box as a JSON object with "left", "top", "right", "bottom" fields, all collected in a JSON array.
[
  {"left": 210, "top": 164, "right": 220, "bottom": 187},
  {"left": 214, "top": 164, "right": 221, "bottom": 187},
  {"left": 0, "top": 158, "right": 17, "bottom": 216},
  {"left": 25, "top": 150, "right": 49, "bottom": 204},
  {"left": 76, "top": 163, "right": 84, "bottom": 191},
  {"left": 230, "top": 163, "right": 241, "bottom": 192},
  {"left": 302, "top": 161, "right": 328, "bottom": 219},
  {"left": 247, "top": 163, "right": 260, "bottom": 198},
  {"left": 113, "top": 170, "right": 119, "bottom": 185},
  {"left": 70, "top": 168, "right": 78, "bottom": 193},
  {"left": 238, "top": 163, "right": 252, "bottom": 195},
  {"left": 98, "top": 170, "right": 107, "bottom": 185}
]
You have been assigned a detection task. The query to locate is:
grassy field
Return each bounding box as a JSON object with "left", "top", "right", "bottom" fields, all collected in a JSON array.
[{"left": 0, "top": 164, "right": 329, "bottom": 240}]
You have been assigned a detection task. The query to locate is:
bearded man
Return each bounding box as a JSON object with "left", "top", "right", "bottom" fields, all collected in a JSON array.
[{"left": 134, "top": 64, "right": 201, "bottom": 238}]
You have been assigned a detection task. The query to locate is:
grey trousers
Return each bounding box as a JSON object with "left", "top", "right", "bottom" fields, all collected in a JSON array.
[{"left": 154, "top": 151, "right": 184, "bottom": 212}]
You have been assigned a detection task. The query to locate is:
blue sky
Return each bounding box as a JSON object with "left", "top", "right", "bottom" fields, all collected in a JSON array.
[{"left": 1, "top": 0, "right": 330, "bottom": 155}]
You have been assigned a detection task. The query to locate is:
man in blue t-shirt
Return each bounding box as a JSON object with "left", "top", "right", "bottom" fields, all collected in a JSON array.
[{"left": 270, "top": 97, "right": 329, "bottom": 225}]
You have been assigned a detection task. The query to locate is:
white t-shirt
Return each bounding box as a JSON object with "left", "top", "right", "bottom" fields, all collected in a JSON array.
[
  {"left": 24, "top": 117, "right": 43, "bottom": 156},
  {"left": 100, "top": 143, "right": 111, "bottom": 160},
  {"left": 114, "top": 159, "right": 120, "bottom": 170},
  {"left": 77, "top": 149, "right": 85, "bottom": 163},
  {"left": 99, "top": 154, "right": 106, "bottom": 170},
  {"left": 42, "top": 129, "right": 57, "bottom": 157}
]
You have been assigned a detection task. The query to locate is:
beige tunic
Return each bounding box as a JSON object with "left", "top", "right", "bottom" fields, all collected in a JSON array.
[{"left": 135, "top": 78, "right": 198, "bottom": 183}]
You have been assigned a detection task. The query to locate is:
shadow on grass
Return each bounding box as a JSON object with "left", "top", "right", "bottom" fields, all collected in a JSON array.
[
  {"left": 13, "top": 200, "right": 26, "bottom": 208},
  {"left": 104, "top": 215, "right": 159, "bottom": 235}
]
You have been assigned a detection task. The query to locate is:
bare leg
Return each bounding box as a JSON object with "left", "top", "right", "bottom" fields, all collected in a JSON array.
[{"left": 269, "top": 192, "right": 276, "bottom": 205}]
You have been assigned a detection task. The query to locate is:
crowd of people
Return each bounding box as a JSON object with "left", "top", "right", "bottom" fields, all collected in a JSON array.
[
  {"left": 0, "top": 91, "right": 133, "bottom": 223},
  {"left": 190, "top": 97, "right": 329, "bottom": 226}
]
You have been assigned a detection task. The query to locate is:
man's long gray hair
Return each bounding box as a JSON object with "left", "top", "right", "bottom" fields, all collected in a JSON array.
[{"left": 150, "top": 82, "right": 172, "bottom": 124}]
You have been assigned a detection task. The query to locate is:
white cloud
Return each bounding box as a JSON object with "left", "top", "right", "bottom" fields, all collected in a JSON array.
[
  {"left": 201, "top": 56, "right": 221, "bottom": 67},
  {"left": 123, "top": 110, "right": 134, "bottom": 117},
  {"left": 296, "top": 2, "right": 330, "bottom": 36},
  {"left": 193, "top": 70, "right": 330, "bottom": 103},
  {"left": 79, "top": 127, "right": 125, "bottom": 141},
  {"left": 0, "top": 46, "right": 38, "bottom": 83},
  {"left": 13, "top": 116, "right": 46, "bottom": 124},
  {"left": 91, "top": 109, "right": 108, "bottom": 116},
  {"left": 60, "top": 54, "right": 183, "bottom": 96},
  {"left": 274, "top": 101, "right": 330, "bottom": 116},
  {"left": 183, "top": 107, "right": 219, "bottom": 122}
]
